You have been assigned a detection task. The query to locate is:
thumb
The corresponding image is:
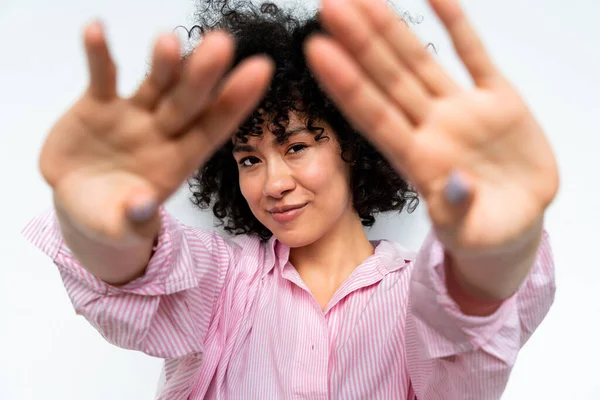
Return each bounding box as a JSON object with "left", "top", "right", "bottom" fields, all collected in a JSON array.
[
  {"left": 427, "top": 169, "right": 475, "bottom": 230},
  {"left": 124, "top": 184, "right": 162, "bottom": 239}
]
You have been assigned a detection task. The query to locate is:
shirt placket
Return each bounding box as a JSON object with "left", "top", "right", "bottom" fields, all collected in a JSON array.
[{"left": 282, "top": 262, "right": 329, "bottom": 400}]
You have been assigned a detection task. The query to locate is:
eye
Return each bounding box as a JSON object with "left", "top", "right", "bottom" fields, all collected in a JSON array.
[
  {"left": 238, "top": 156, "right": 260, "bottom": 168},
  {"left": 287, "top": 144, "right": 308, "bottom": 155}
]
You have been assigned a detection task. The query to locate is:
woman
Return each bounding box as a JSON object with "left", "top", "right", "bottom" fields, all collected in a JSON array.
[{"left": 23, "top": 0, "right": 559, "bottom": 398}]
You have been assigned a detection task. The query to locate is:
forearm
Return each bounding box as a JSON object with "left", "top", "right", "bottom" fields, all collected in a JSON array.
[
  {"left": 447, "top": 216, "right": 545, "bottom": 303},
  {"left": 407, "top": 219, "right": 555, "bottom": 399},
  {"left": 54, "top": 195, "right": 158, "bottom": 286}
]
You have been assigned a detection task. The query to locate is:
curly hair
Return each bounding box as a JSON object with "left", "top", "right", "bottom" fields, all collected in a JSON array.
[{"left": 186, "top": 0, "right": 420, "bottom": 240}]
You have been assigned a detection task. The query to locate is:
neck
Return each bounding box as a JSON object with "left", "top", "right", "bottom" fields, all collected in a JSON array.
[{"left": 289, "top": 206, "right": 374, "bottom": 289}]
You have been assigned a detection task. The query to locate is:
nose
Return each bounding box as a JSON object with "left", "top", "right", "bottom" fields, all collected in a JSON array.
[{"left": 262, "top": 158, "right": 296, "bottom": 199}]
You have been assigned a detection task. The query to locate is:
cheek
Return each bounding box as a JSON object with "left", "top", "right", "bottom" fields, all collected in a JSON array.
[
  {"left": 239, "top": 175, "right": 262, "bottom": 206},
  {"left": 301, "top": 157, "right": 332, "bottom": 188},
  {"left": 301, "top": 153, "right": 348, "bottom": 193}
]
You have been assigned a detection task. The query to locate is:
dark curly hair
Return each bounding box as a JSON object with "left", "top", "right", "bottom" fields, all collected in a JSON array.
[{"left": 185, "top": 0, "right": 419, "bottom": 240}]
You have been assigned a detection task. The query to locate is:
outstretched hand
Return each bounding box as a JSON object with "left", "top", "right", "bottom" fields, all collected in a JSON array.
[
  {"left": 40, "top": 22, "right": 274, "bottom": 241},
  {"left": 304, "top": 0, "right": 559, "bottom": 255}
]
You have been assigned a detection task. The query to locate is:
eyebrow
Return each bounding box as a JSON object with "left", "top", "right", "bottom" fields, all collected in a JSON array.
[{"left": 232, "top": 127, "right": 308, "bottom": 154}]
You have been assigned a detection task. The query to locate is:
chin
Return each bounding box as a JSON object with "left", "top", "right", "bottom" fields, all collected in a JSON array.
[{"left": 270, "top": 226, "right": 320, "bottom": 249}]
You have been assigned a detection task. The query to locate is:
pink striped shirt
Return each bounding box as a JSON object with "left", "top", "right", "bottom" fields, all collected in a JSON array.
[{"left": 22, "top": 207, "right": 555, "bottom": 399}]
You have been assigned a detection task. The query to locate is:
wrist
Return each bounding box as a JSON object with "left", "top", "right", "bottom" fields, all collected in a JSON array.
[
  {"left": 52, "top": 193, "right": 157, "bottom": 286},
  {"left": 444, "top": 253, "right": 505, "bottom": 316},
  {"left": 53, "top": 192, "right": 159, "bottom": 249},
  {"left": 445, "top": 217, "right": 544, "bottom": 301}
]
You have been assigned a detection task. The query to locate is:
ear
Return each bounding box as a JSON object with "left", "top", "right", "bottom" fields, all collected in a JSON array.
[{"left": 341, "top": 149, "right": 356, "bottom": 165}]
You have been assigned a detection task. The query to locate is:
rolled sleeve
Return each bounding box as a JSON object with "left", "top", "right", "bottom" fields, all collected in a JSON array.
[
  {"left": 22, "top": 206, "right": 236, "bottom": 359},
  {"left": 22, "top": 207, "right": 194, "bottom": 296},
  {"left": 406, "top": 229, "right": 556, "bottom": 399}
]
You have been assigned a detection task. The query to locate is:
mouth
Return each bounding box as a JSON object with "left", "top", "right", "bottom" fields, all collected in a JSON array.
[{"left": 269, "top": 203, "right": 308, "bottom": 224}]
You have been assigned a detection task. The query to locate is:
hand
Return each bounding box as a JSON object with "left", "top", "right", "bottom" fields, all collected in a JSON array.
[
  {"left": 40, "top": 21, "right": 274, "bottom": 242},
  {"left": 304, "top": 0, "right": 559, "bottom": 254}
]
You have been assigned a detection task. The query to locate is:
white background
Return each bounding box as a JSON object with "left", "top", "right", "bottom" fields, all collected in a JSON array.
[{"left": 1, "top": 0, "right": 599, "bottom": 398}]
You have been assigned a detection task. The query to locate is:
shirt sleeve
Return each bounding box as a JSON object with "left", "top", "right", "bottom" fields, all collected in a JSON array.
[
  {"left": 405, "top": 229, "right": 556, "bottom": 400},
  {"left": 21, "top": 206, "right": 241, "bottom": 359}
]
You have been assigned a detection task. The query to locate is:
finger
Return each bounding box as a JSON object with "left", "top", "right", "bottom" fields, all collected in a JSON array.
[
  {"left": 351, "top": 0, "right": 460, "bottom": 96},
  {"left": 304, "top": 35, "right": 417, "bottom": 176},
  {"left": 319, "top": 0, "right": 432, "bottom": 124},
  {"left": 179, "top": 56, "right": 275, "bottom": 164},
  {"left": 154, "top": 30, "right": 235, "bottom": 137},
  {"left": 83, "top": 20, "right": 117, "bottom": 100},
  {"left": 130, "top": 34, "right": 182, "bottom": 110},
  {"left": 428, "top": 0, "right": 500, "bottom": 87}
]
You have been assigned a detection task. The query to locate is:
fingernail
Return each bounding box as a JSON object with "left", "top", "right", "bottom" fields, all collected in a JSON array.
[
  {"left": 128, "top": 200, "right": 158, "bottom": 222},
  {"left": 88, "top": 18, "right": 106, "bottom": 33},
  {"left": 444, "top": 170, "right": 469, "bottom": 205}
]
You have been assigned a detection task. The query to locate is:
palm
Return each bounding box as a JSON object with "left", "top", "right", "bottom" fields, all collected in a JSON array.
[
  {"left": 412, "top": 86, "right": 556, "bottom": 249},
  {"left": 40, "top": 24, "right": 273, "bottom": 240},
  {"left": 306, "top": 0, "right": 558, "bottom": 252}
]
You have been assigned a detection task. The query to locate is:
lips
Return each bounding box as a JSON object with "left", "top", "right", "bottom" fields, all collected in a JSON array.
[
  {"left": 269, "top": 203, "right": 308, "bottom": 224},
  {"left": 268, "top": 203, "right": 308, "bottom": 214}
]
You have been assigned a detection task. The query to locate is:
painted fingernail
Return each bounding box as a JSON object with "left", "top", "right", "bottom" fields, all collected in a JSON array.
[
  {"left": 444, "top": 170, "right": 469, "bottom": 205},
  {"left": 128, "top": 200, "right": 158, "bottom": 222}
]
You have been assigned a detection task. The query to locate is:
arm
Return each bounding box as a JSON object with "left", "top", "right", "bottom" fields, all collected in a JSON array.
[
  {"left": 446, "top": 216, "right": 545, "bottom": 307},
  {"left": 53, "top": 194, "right": 158, "bottom": 286},
  {"left": 24, "top": 16, "right": 273, "bottom": 362},
  {"left": 406, "top": 229, "right": 555, "bottom": 399},
  {"left": 442, "top": 218, "right": 544, "bottom": 317},
  {"left": 22, "top": 206, "right": 240, "bottom": 358}
]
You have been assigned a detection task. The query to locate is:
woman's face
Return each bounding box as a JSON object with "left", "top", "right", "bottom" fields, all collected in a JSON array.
[{"left": 232, "top": 113, "right": 355, "bottom": 247}]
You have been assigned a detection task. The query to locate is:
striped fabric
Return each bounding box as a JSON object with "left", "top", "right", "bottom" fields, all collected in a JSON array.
[{"left": 22, "top": 206, "right": 555, "bottom": 399}]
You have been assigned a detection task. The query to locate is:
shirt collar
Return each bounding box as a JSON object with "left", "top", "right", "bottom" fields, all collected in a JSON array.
[{"left": 261, "top": 236, "right": 415, "bottom": 279}]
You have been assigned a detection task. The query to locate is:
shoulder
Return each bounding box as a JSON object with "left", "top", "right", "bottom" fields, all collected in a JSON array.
[
  {"left": 160, "top": 209, "right": 272, "bottom": 271},
  {"left": 208, "top": 230, "right": 279, "bottom": 277},
  {"left": 376, "top": 239, "right": 418, "bottom": 267}
]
